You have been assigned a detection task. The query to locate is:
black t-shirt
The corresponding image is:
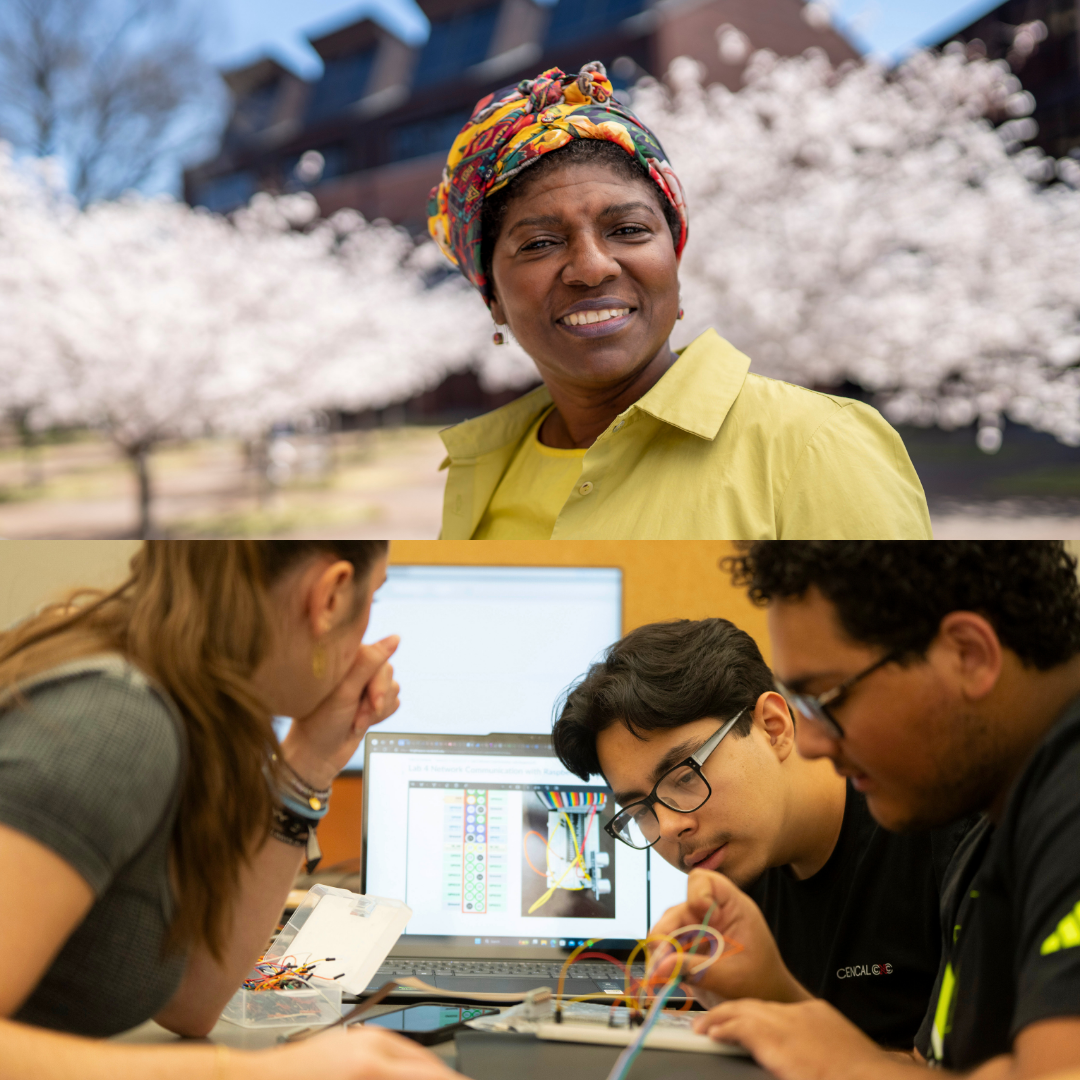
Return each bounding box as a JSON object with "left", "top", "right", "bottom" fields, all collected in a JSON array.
[
  {"left": 914, "top": 697, "right": 1080, "bottom": 1071},
  {"left": 747, "top": 781, "right": 971, "bottom": 1049}
]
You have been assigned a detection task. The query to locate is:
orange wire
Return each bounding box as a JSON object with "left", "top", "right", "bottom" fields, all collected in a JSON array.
[{"left": 523, "top": 831, "right": 548, "bottom": 877}]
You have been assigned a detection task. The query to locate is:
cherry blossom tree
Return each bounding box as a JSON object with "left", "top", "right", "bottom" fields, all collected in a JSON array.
[
  {"left": 0, "top": 146, "right": 72, "bottom": 485},
  {"left": 19, "top": 192, "right": 427, "bottom": 535},
  {"left": 634, "top": 37, "right": 1080, "bottom": 449},
  {"left": 0, "top": 148, "right": 533, "bottom": 535}
]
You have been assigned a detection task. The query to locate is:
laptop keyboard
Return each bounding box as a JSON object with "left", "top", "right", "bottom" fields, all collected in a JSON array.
[{"left": 373, "top": 961, "right": 646, "bottom": 979}]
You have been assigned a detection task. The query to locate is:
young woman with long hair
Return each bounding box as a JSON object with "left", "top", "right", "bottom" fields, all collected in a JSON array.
[{"left": 0, "top": 540, "right": 455, "bottom": 1080}]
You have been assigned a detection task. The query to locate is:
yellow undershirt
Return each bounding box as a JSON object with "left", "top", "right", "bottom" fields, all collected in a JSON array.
[{"left": 472, "top": 407, "right": 586, "bottom": 539}]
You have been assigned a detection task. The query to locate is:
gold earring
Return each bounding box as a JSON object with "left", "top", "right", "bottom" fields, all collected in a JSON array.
[{"left": 312, "top": 640, "right": 327, "bottom": 679}]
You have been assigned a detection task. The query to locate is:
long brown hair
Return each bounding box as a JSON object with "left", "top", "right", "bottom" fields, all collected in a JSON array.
[{"left": 0, "top": 540, "right": 388, "bottom": 959}]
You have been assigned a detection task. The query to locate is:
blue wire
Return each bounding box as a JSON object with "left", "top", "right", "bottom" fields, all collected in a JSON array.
[
  {"left": 606, "top": 903, "right": 720, "bottom": 1080},
  {"left": 605, "top": 979, "right": 679, "bottom": 1080}
]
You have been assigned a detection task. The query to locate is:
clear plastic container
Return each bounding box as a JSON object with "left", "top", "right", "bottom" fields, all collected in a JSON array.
[
  {"left": 221, "top": 980, "right": 342, "bottom": 1029},
  {"left": 220, "top": 884, "right": 410, "bottom": 1028}
]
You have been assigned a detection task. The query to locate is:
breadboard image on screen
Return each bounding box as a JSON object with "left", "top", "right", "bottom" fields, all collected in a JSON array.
[
  {"left": 522, "top": 788, "right": 616, "bottom": 920},
  {"left": 375, "top": 739, "right": 649, "bottom": 944}
]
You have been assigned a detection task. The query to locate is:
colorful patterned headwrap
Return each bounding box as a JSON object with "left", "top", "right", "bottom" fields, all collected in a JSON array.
[{"left": 427, "top": 61, "right": 688, "bottom": 302}]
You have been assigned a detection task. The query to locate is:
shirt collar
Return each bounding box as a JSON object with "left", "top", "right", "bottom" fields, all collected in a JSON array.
[
  {"left": 631, "top": 328, "right": 751, "bottom": 440},
  {"left": 438, "top": 328, "right": 751, "bottom": 462},
  {"left": 440, "top": 383, "right": 553, "bottom": 463}
]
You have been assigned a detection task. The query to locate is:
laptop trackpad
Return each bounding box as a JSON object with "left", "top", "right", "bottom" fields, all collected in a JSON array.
[{"left": 433, "top": 976, "right": 599, "bottom": 996}]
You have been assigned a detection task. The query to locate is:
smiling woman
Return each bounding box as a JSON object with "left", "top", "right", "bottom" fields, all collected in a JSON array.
[{"left": 427, "top": 62, "right": 933, "bottom": 540}]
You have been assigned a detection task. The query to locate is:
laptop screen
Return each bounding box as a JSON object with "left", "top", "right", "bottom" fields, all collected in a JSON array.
[{"left": 362, "top": 732, "right": 650, "bottom": 959}]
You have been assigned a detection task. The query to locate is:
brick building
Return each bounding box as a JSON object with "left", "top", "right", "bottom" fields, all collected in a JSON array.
[
  {"left": 933, "top": 0, "right": 1080, "bottom": 159},
  {"left": 187, "top": 0, "right": 857, "bottom": 226},
  {"left": 185, "top": 0, "right": 858, "bottom": 418}
]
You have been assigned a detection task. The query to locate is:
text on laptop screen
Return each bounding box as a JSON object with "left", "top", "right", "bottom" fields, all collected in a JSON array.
[
  {"left": 342, "top": 566, "right": 621, "bottom": 770},
  {"left": 364, "top": 735, "right": 649, "bottom": 948}
]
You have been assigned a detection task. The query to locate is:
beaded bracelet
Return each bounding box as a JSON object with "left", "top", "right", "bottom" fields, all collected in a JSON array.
[{"left": 273, "top": 753, "right": 332, "bottom": 820}]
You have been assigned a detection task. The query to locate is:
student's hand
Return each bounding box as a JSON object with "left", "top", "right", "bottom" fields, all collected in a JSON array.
[
  {"left": 283, "top": 636, "right": 401, "bottom": 787},
  {"left": 692, "top": 998, "right": 902, "bottom": 1080},
  {"left": 268, "top": 1025, "right": 459, "bottom": 1080},
  {"left": 649, "top": 869, "right": 811, "bottom": 1007}
]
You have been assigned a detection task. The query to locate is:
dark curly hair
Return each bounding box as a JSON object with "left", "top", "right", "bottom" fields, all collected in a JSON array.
[
  {"left": 726, "top": 542, "right": 1080, "bottom": 670},
  {"left": 551, "top": 618, "right": 774, "bottom": 781},
  {"left": 479, "top": 139, "right": 682, "bottom": 301}
]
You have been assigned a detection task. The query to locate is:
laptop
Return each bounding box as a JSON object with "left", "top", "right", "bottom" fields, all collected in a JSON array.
[{"left": 360, "top": 731, "right": 662, "bottom": 1001}]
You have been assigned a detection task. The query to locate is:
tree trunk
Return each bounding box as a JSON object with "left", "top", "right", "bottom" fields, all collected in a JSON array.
[
  {"left": 328, "top": 409, "right": 340, "bottom": 476},
  {"left": 9, "top": 409, "right": 43, "bottom": 488},
  {"left": 22, "top": 437, "right": 43, "bottom": 489},
  {"left": 128, "top": 443, "right": 154, "bottom": 539}
]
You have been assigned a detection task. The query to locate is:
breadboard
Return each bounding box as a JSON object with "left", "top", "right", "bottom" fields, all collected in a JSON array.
[
  {"left": 534, "top": 1022, "right": 746, "bottom": 1055},
  {"left": 467, "top": 999, "right": 749, "bottom": 1057}
]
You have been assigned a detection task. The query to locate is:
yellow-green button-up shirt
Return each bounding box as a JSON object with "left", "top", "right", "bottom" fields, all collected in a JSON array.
[{"left": 438, "top": 328, "right": 933, "bottom": 539}]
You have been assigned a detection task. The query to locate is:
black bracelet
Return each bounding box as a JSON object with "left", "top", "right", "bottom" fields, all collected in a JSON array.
[
  {"left": 271, "top": 805, "right": 323, "bottom": 873},
  {"left": 272, "top": 804, "right": 310, "bottom": 845}
]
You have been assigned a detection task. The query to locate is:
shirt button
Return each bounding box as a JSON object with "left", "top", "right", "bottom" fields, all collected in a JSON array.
[
  {"left": 578, "top": 481, "right": 594, "bottom": 496},
  {"left": 612, "top": 421, "right": 624, "bottom": 432}
]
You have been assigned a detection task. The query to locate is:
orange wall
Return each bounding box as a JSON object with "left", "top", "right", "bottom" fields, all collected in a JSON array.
[{"left": 317, "top": 541, "right": 765, "bottom": 865}]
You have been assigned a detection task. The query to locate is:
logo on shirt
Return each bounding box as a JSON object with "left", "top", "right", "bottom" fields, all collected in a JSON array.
[
  {"left": 836, "top": 962, "right": 894, "bottom": 979},
  {"left": 1041, "top": 899, "right": 1080, "bottom": 955}
]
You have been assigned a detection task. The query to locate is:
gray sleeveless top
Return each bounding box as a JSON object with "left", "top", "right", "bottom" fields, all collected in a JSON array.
[{"left": 0, "top": 655, "right": 188, "bottom": 1035}]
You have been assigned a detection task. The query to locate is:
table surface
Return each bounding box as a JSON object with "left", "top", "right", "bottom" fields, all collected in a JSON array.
[
  {"left": 113, "top": 1002, "right": 768, "bottom": 1077},
  {"left": 113, "top": 1003, "right": 457, "bottom": 1064}
]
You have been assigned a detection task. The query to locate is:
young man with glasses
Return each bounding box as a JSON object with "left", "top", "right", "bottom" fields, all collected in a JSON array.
[
  {"left": 551, "top": 618, "right": 969, "bottom": 1050},
  {"left": 682, "top": 541, "right": 1080, "bottom": 1080}
]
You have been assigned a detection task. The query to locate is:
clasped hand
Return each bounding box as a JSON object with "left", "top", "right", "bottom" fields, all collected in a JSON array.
[{"left": 281, "top": 635, "right": 401, "bottom": 788}]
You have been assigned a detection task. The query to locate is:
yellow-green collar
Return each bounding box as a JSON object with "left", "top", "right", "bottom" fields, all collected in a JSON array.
[
  {"left": 439, "top": 327, "right": 751, "bottom": 463},
  {"left": 440, "top": 384, "right": 553, "bottom": 465},
  {"left": 635, "top": 327, "right": 751, "bottom": 440}
]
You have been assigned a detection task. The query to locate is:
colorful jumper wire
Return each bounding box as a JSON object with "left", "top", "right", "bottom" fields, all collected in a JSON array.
[{"left": 536, "top": 790, "right": 608, "bottom": 811}]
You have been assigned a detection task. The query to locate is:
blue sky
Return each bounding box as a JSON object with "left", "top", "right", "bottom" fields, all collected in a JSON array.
[{"left": 210, "top": 0, "right": 1007, "bottom": 77}]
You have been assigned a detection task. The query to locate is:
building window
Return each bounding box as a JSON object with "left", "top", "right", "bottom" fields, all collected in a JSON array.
[
  {"left": 544, "top": 0, "right": 647, "bottom": 49},
  {"left": 307, "top": 48, "right": 378, "bottom": 123},
  {"left": 192, "top": 171, "right": 258, "bottom": 214},
  {"left": 388, "top": 108, "right": 473, "bottom": 162},
  {"left": 413, "top": 5, "right": 500, "bottom": 89},
  {"left": 231, "top": 80, "right": 280, "bottom": 140}
]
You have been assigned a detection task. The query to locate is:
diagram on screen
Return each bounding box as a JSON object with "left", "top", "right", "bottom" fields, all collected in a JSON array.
[
  {"left": 521, "top": 789, "right": 616, "bottom": 919},
  {"left": 435, "top": 787, "right": 509, "bottom": 914}
]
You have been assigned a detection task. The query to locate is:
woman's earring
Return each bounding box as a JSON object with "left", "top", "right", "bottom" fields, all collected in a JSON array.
[
  {"left": 312, "top": 641, "right": 327, "bottom": 679},
  {"left": 492, "top": 328, "right": 505, "bottom": 345},
  {"left": 677, "top": 307, "right": 685, "bottom": 321}
]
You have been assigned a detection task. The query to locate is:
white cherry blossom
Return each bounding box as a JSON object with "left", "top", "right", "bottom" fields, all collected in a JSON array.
[{"left": 634, "top": 45, "right": 1080, "bottom": 448}]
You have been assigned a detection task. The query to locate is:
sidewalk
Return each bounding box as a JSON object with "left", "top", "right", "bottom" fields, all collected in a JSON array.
[
  {"left": 931, "top": 502, "right": 1080, "bottom": 539},
  {"left": 0, "top": 428, "right": 447, "bottom": 539}
]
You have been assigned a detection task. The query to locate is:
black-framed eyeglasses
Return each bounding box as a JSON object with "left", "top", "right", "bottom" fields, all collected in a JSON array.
[
  {"left": 604, "top": 706, "right": 750, "bottom": 851},
  {"left": 773, "top": 651, "right": 898, "bottom": 739}
]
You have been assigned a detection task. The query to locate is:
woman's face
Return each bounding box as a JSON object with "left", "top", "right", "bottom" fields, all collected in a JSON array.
[
  {"left": 256, "top": 555, "right": 388, "bottom": 720},
  {"left": 488, "top": 161, "right": 681, "bottom": 392}
]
